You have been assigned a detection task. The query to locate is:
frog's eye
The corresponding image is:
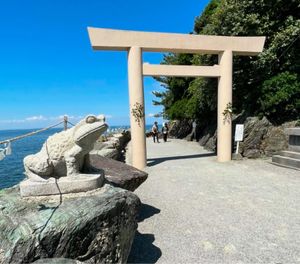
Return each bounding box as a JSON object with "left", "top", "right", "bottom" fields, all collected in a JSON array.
[{"left": 85, "top": 115, "right": 97, "bottom": 123}]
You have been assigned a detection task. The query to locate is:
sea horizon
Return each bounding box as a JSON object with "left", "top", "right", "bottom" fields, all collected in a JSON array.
[
  {"left": 0, "top": 124, "right": 158, "bottom": 189},
  {"left": 0, "top": 124, "right": 161, "bottom": 132}
]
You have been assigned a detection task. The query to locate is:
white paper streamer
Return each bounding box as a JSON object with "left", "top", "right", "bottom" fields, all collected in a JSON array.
[
  {"left": 5, "top": 141, "right": 12, "bottom": 155},
  {"left": 0, "top": 149, "right": 5, "bottom": 161}
]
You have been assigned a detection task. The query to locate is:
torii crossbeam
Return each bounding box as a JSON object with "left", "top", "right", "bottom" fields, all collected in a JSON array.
[{"left": 88, "top": 27, "right": 265, "bottom": 170}]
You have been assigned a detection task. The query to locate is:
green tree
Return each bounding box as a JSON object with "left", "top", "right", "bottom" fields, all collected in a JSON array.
[
  {"left": 260, "top": 72, "right": 300, "bottom": 124},
  {"left": 153, "top": 0, "right": 300, "bottom": 125}
]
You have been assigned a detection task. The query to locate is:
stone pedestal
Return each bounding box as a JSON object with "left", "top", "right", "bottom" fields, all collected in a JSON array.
[
  {"left": 286, "top": 128, "right": 300, "bottom": 152},
  {"left": 20, "top": 174, "right": 104, "bottom": 197},
  {"left": 272, "top": 128, "right": 300, "bottom": 170}
]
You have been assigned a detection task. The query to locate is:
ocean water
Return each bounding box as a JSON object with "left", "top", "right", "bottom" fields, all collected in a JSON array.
[
  {"left": 0, "top": 128, "right": 62, "bottom": 189},
  {"left": 0, "top": 125, "right": 153, "bottom": 190}
]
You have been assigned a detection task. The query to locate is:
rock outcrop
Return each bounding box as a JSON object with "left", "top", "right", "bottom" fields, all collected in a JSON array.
[
  {"left": 33, "top": 259, "right": 83, "bottom": 264},
  {"left": 198, "top": 117, "right": 297, "bottom": 158},
  {"left": 0, "top": 185, "right": 140, "bottom": 264},
  {"left": 168, "top": 120, "right": 192, "bottom": 139},
  {"left": 169, "top": 116, "right": 298, "bottom": 159},
  {"left": 239, "top": 117, "right": 272, "bottom": 158},
  {"left": 197, "top": 124, "right": 217, "bottom": 152},
  {"left": 84, "top": 154, "right": 148, "bottom": 192},
  {"left": 92, "top": 131, "right": 131, "bottom": 161}
]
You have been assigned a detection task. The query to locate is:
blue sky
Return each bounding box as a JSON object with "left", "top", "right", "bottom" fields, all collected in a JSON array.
[{"left": 0, "top": 0, "right": 209, "bottom": 129}]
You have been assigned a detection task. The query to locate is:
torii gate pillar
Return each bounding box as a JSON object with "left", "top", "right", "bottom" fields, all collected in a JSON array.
[
  {"left": 218, "top": 50, "right": 233, "bottom": 162},
  {"left": 88, "top": 27, "right": 265, "bottom": 170},
  {"left": 128, "top": 46, "right": 147, "bottom": 168}
]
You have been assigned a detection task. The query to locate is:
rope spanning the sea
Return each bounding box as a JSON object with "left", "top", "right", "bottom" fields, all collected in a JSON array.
[{"left": 0, "top": 120, "right": 65, "bottom": 161}]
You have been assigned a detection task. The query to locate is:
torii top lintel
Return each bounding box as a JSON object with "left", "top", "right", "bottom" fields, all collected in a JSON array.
[{"left": 88, "top": 27, "right": 266, "bottom": 56}]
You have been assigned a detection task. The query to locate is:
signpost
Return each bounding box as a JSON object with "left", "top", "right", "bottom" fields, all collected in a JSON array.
[{"left": 234, "top": 124, "right": 244, "bottom": 154}]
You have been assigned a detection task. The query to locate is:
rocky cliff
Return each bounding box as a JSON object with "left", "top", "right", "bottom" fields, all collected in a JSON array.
[{"left": 169, "top": 117, "right": 298, "bottom": 158}]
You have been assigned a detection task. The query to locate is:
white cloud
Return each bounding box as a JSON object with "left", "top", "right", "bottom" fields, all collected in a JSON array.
[
  {"left": 0, "top": 119, "right": 25, "bottom": 124},
  {"left": 0, "top": 116, "right": 47, "bottom": 123},
  {"left": 49, "top": 115, "right": 83, "bottom": 121},
  {"left": 25, "top": 115, "right": 47, "bottom": 121},
  {"left": 148, "top": 113, "right": 155, "bottom": 117}
]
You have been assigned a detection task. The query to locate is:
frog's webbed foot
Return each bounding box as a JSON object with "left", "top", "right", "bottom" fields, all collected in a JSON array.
[{"left": 25, "top": 168, "right": 49, "bottom": 182}]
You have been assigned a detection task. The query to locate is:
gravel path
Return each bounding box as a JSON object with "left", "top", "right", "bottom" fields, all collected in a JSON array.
[{"left": 128, "top": 138, "right": 300, "bottom": 264}]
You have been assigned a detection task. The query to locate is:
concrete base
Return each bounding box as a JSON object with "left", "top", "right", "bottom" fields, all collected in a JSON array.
[
  {"left": 272, "top": 151, "right": 300, "bottom": 170},
  {"left": 272, "top": 128, "right": 300, "bottom": 170},
  {"left": 270, "top": 161, "right": 300, "bottom": 171},
  {"left": 20, "top": 174, "right": 104, "bottom": 197}
]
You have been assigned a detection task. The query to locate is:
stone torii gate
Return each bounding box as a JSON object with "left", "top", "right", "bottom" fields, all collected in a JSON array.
[{"left": 88, "top": 27, "right": 265, "bottom": 170}]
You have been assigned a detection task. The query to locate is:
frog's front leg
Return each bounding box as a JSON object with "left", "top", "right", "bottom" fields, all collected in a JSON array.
[{"left": 65, "top": 145, "right": 83, "bottom": 176}]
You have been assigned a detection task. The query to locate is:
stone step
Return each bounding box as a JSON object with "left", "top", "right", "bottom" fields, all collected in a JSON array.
[
  {"left": 279, "top": 151, "right": 300, "bottom": 160},
  {"left": 272, "top": 155, "right": 300, "bottom": 169}
]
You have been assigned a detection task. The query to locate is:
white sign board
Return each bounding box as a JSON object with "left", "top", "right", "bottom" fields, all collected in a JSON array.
[{"left": 235, "top": 124, "right": 244, "bottom": 142}]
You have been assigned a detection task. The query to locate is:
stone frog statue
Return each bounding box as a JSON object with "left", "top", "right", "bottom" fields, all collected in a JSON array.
[{"left": 24, "top": 115, "right": 108, "bottom": 181}]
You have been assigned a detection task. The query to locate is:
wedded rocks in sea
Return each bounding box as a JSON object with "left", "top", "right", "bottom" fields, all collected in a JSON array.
[
  {"left": 85, "top": 154, "right": 148, "bottom": 192},
  {"left": 0, "top": 184, "right": 140, "bottom": 264}
]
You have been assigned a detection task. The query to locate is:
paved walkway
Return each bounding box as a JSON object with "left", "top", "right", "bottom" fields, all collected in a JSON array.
[{"left": 127, "top": 138, "right": 300, "bottom": 264}]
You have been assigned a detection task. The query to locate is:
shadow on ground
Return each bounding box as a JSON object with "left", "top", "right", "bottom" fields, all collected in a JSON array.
[
  {"left": 127, "top": 204, "right": 162, "bottom": 263},
  {"left": 127, "top": 232, "right": 162, "bottom": 264},
  {"left": 147, "top": 152, "right": 216, "bottom": 166},
  {"left": 137, "top": 203, "right": 161, "bottom": 222}
]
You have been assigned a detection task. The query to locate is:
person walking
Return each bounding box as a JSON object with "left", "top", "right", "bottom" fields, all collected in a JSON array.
[
  {"left": 162, "top": 122, "right": 169, "bottom": 142},
  {"left": 152, "top": 121, "right": 159, "bottom": 143},
  {"left": 191, "top": 120, "right": 197, "bottom": 141}
]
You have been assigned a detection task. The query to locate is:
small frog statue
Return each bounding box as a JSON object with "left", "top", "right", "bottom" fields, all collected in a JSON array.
[{"left": 24, "top": 115, "right": 108, "bottom": 181}]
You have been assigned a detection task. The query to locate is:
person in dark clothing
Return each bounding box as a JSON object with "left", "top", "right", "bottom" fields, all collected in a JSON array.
[
  {"left": 162, "top": 122, "right": 169, "bottom": 142},
  {"left": 152, "top": 121, "right": 159, "bottom": 143}
]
